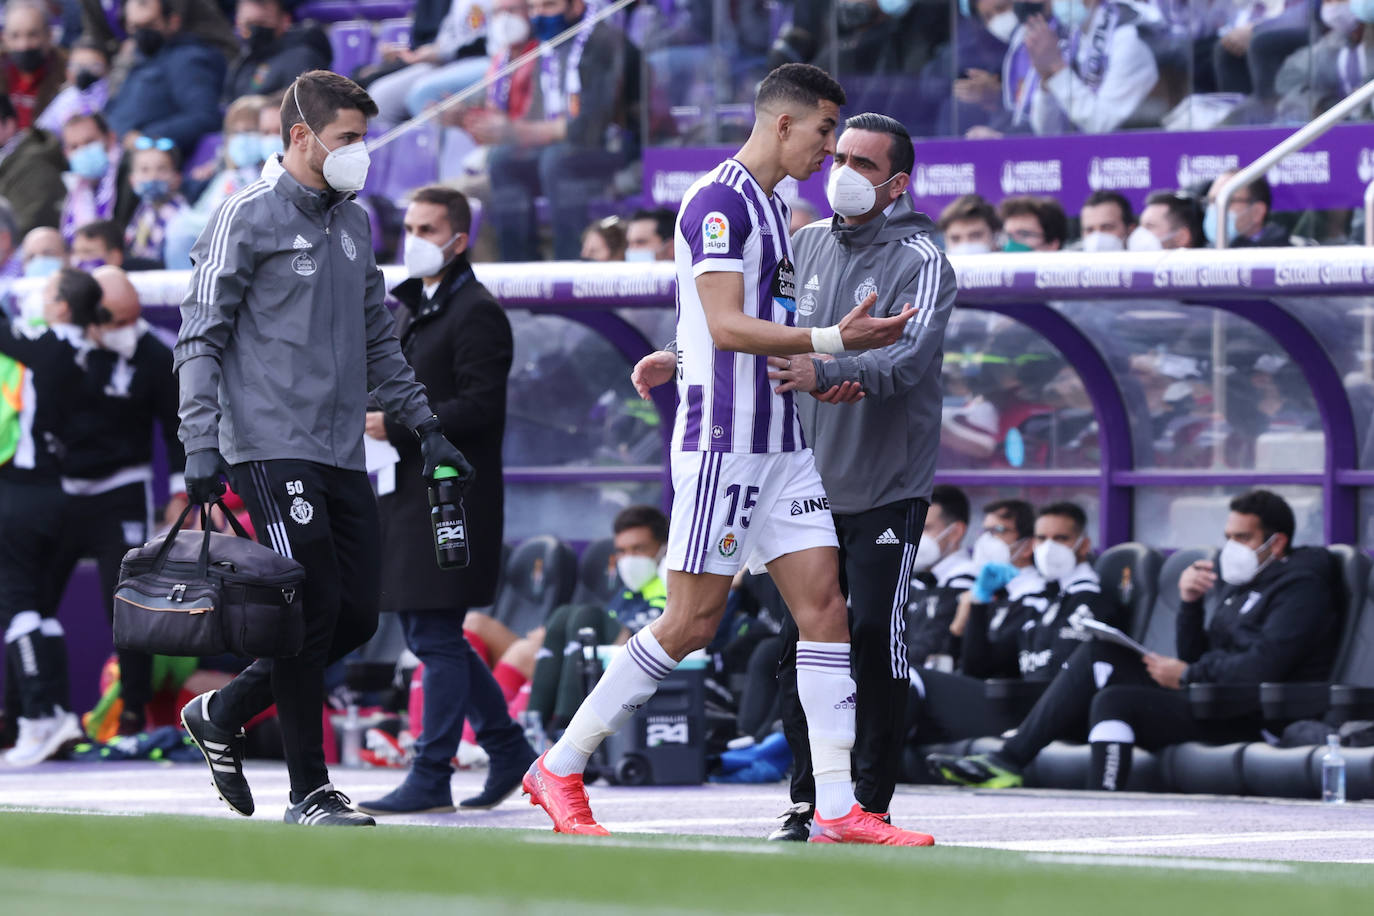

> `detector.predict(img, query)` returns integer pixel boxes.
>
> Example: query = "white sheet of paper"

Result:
[365,435,399,496]
[1081,618,1150,656]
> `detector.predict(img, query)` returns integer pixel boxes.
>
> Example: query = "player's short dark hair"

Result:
[1229,489,1295,543]
[614,505,669,545]
[842,112,913,179]
[984,499,1034,539]
[410,184,472,235]
[631,208,675,245]
[281,70,378,146]
[1037,501,1087,536]
[755,63,846,114]
[930,485,970,527]
[1215,172,1272,211]
[998,195,1068,247]
[75,219,124,252]
[1145,190,1204,248]
[57,268,106,327]
[1082,190,1135,227]
[938,193,1000,234]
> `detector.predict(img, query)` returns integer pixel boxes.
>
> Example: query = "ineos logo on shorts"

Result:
[789,497,829,516]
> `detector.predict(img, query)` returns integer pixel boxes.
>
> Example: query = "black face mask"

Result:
[1013,1,1049,21]
[245,24,277,55]
[74,69,102,90]
[134,27,165,58]
[11,48,45,74]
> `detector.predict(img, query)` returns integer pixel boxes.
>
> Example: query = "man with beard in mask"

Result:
[930,490,1338,791]
[222,0,331,104]
[1,1,67,129]
[175,71,473,826]
[104,0,226,156]
[43,265,184,737]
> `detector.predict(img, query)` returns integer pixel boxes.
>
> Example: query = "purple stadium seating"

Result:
[329,20,376,79]
[296,1,360,23]
[356,0,415,19]
[377,123,440,203]
[376,17,413,50]
[188,132,222,173]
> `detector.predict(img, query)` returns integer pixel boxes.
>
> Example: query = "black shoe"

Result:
[460,742,539,809]
[356,778,456,816]
[181,691,254,817]
[284,784,376,826]
[766,802,814,841]
[926,752,1024,789]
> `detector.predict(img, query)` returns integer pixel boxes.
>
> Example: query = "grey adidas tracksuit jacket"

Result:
[174,155,432,470]
[790,196,957,515]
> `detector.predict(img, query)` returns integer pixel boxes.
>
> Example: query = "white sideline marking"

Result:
[523,834,789,855]
[917,808,1196,822]
[1025,854,1294,874]
[961,829,1374,853]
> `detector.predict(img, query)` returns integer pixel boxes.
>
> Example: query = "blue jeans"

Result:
[399,610,527,788]
[487,142,626,261]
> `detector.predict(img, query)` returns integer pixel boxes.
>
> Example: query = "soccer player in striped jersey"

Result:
[524,63,933,845]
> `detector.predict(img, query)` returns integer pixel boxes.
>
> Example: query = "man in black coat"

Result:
[222,0,332,104]
[357,185,534,816]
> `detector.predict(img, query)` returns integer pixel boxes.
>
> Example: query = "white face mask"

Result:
[972,531,1013,568]
[912,524,953,573]
[295,82,371,192]
[488,11,531,50]
[826,165,898,218]
[1081,231,1125,253]
[946,240,992,255]
[986,8,1018,42]
[625,248,656,263]
[616,554,660,593]
[403,231,461,278]
[1033,537,1081,583]
[1218,535,1275,586]
[1126,225,1164,251]
[99,324,141,360]
[1322,1,1360,34]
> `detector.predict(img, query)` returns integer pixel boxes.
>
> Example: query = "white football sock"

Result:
[796,641,858,820]
[543,627,677,777]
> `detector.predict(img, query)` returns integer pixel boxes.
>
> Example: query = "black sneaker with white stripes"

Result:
[181,690,254,817]
[284,784,376,826]
[766,802,815,842]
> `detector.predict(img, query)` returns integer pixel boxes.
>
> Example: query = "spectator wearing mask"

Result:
[103,0,227,156]
[369,0,493,122]
[1131,189,1203,250]
[36,38,110,135]
[1205,171,1291,248]
[222,0,331,104]
[904,484,977,673]
[579,215,626,262]
[997,194,1066,252]
[625,208,674,263]
[480,0,638,261]
[123,137,189,269]
[20,226,67,278]
[71,218,126,269]
[938,193,1001,254]
[0,95,67,236]
[60,112,123,243]
[931,490,1339,791]
[943,0,1016,135]
[1078,189,1134,252]
[45,265,185,737]
[1019,0,1158,135]
[1,1,67,129]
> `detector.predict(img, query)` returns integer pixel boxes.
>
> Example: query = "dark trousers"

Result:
[487,142,626,261]
[1213,26,1309,101]
[46,481,154,716]
[399,609,527,789]
[527,603,624,728]
[0,476,69,719]
[905,668,1034,746]
[779,498,927,813]
[212,460,381,799]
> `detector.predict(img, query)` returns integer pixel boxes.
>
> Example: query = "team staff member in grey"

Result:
[632,113,957,840]
[174,70,472,827]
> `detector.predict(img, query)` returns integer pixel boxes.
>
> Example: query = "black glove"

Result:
[414,416,475,482]
[184,448,230,503]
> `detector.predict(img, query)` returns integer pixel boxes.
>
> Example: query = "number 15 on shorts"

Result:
[723,484,759,528]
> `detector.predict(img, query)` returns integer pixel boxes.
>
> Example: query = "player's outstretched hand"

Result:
[837,293,917,351]
[811,380,864,404]
[632,350,676,400]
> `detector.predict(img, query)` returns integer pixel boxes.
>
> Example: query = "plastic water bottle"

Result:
[428,465,469,569]
[1322,734,1346,804]
[520,710,548,753]
[578,627,603,693]
[341,703,363,768]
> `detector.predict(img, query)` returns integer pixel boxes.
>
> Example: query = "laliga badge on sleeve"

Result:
[701,211,730,254]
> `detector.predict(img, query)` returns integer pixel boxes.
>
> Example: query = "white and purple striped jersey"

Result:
[671,158,803,455]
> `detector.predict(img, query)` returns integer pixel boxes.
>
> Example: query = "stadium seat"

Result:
[572,536,620,606]
[357,0,414,19]
[1093,542,1164,637]
[376,17,413,50]
[1341,746,1374,800]
[297,1,359,23]
[493,536,577,637]
[1139,546,1213,657]
[187,132,222,174]
[377,123,440,204]
[329,20,376,80]
[464,542,512,620]
[1162,742,1247,795]
[1328,562,1374,723]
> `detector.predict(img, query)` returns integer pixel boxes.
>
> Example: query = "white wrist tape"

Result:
[811,325,845,355]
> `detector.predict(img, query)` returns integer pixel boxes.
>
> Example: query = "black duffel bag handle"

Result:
[151,499,255,579]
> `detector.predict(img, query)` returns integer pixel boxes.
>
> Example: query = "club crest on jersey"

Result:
[292,253,317,276]
[340,229,357,261]
[289,496,314,525]
[854,276,878,305]
[702,212,729,254]
[718,532,738,557]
